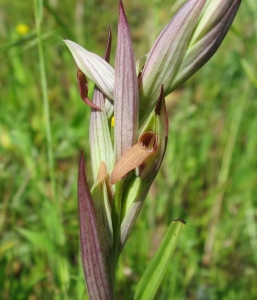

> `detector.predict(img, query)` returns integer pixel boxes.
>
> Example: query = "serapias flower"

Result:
[65,0,241,123]
[65,1,241,299]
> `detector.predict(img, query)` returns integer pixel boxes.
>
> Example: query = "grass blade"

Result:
[134,219,185,300]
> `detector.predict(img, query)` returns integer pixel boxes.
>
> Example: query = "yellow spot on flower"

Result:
[111,117,115,127]
[16,24,30,35]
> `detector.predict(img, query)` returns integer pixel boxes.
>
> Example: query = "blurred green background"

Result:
[0,0,257,299]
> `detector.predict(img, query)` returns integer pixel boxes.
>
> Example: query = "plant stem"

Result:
[34,0,56,201]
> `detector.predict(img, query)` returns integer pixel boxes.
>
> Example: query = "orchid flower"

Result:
[65,0,241,299]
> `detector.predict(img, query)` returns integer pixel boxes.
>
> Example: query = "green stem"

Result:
[34,0,56,201]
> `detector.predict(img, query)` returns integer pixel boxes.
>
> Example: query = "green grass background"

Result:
[0,0,257,299]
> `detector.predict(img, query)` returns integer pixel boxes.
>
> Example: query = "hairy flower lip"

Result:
[139,131,157,151]
[111,131,157,185]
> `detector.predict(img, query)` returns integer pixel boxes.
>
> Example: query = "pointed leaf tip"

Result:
[114,0,139,161]
[134,220,185,300]
[104,27,112,63]
[78,151,114,300]
[138,0,206,123]
[154,85,168,138]
[154,85,165,116]
[119,0,125,15]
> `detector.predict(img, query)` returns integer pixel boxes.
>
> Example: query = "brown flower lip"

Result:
[111,131,157,184]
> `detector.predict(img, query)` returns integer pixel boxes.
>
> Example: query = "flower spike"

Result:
[64,1,241,298]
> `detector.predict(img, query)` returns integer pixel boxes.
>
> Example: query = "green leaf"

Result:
[134,220,185,300]
[17,228,56,253]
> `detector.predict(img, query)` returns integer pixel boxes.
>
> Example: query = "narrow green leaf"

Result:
[17,228,56,253]
[134,220,185,300]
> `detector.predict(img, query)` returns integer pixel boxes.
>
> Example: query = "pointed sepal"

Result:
[103,27,115,120]
[170,0,242,91]
[64,40,115,99]
[114,0,139,162]
[78,152,114,300]
[90,86,114,182]
[138,0,205,122]
[91,162,113,245]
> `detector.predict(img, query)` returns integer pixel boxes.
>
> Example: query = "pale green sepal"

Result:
[168,37,207,91]
[90,87,114,182]
[169,0,242,92]
[64,40,115,99]
[134,220,185,300]
[138,108,156,136]
[190,0,234,45]
[91,181,113,244]
[105,98,114,120]
[138,0,205,123]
